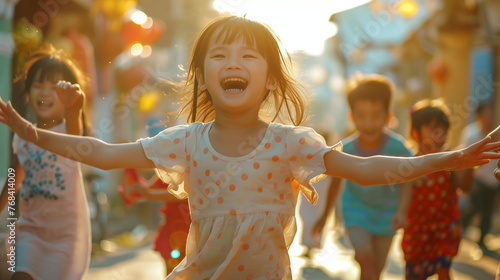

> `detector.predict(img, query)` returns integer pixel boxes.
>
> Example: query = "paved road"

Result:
[84,229,500,280]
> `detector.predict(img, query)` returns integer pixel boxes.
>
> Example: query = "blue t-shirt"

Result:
[341,129,412,235]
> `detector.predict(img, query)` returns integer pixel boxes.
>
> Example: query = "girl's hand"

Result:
[0,98,38,142]
[487,125,500,142]
[391,211,409,230]
[446,136,500,171]
[56,81,85,112]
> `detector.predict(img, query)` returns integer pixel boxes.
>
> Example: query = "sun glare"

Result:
[213,0,372,55]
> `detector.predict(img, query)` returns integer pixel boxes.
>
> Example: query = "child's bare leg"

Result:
[436,267,451,280]
[372,235,393,276]
[11,272,33,280]
[346,226,378,280]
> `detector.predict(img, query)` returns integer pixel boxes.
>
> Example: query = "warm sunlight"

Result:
[213,0,372,55]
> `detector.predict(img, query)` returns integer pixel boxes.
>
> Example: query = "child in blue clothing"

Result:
[314,73,413,280]
[1,16,500,279]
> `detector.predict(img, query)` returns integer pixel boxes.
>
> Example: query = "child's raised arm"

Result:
[324,136,500,186]
[0,98,155,170]
[56,81,85,136]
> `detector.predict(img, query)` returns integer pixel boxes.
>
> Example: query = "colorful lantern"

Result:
[428,59,448,86]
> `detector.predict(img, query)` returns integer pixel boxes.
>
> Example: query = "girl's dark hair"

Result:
[409,98,451,140]
[178,15,308,125]
[19,45,91,135]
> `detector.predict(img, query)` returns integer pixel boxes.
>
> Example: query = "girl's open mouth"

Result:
[37,100,53,109]
[221,77,248,93]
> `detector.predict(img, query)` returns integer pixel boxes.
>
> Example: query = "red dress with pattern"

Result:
[402,171,460,264]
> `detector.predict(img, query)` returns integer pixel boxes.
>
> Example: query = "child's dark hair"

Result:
[179,15,308,125]
[346,72,393,112]
[18,45,91,135]
[409,98,451,139]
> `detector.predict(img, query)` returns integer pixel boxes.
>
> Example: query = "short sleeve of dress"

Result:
[285,126,342,205]
[139,125,189,199]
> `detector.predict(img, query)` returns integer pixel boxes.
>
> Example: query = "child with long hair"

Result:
[0,46,90,280]
[402,99,471,280]
[1,16,500,279]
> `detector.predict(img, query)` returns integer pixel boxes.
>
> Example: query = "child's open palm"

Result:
[0,98,38,143]
[445,136,500,171]
[56,81,85,112]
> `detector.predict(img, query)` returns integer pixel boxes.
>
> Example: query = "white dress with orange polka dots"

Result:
[140,122,341,279]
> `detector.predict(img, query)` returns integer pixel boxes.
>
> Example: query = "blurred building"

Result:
[333,0,500,147]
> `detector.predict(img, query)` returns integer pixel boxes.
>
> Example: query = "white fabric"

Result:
[140,122,342,279]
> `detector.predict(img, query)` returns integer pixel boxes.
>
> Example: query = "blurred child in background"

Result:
[402,99,472,280]
[314,73,413,280]
[119,169,190,276]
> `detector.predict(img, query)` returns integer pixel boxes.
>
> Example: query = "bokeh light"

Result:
[398,0,419,18]
[130,43,143,56]
[130,9,148,25]
[171,249,181,259]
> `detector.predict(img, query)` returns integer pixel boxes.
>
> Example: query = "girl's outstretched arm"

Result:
[324,136,500,186]
[0,98,155,170]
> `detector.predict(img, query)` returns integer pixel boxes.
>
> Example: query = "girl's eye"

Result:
[212,54,225,58]
[243,54,257,58]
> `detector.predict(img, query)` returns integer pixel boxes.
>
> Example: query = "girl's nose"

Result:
[40,86,55,96]
[225,56,241,69]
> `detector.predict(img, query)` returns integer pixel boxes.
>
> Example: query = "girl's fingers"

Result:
[57,80,70,89]
[495,168,500,180]
[478,152,500,159]
[470,137,491,151]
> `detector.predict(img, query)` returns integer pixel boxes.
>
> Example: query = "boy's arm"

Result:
[0,160,23,213]
[312,177,342,235]
[391,181,412,230]
[0,99,155,170]
[57,81,85,136]
[324,136,500,186]
[126,175,184,202]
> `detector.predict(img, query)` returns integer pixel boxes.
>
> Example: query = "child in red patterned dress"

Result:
[402,99,473,280]
[119,169,190,275]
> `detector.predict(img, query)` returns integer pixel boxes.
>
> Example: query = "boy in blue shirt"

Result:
[314,73,413,280]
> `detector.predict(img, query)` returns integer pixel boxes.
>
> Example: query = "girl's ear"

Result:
[385,112,394,124]
[195,68,207,91]
[349,112,354,122]
[411,128,420,142]
[266,75,278,91]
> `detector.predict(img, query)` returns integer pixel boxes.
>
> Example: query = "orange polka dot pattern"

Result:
[140,122,342,279]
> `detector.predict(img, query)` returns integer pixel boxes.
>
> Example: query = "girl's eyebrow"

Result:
[208,45,259,53]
